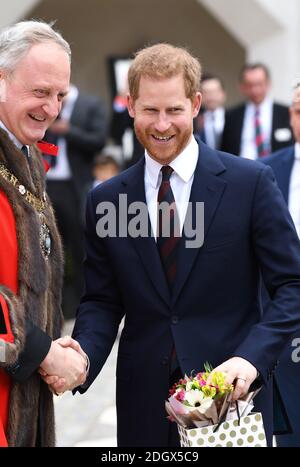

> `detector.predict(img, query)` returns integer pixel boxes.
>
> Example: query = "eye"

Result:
[58,93,66,102]
[34,89,48,97]
[144,108,157,113]
[169,107,182,113]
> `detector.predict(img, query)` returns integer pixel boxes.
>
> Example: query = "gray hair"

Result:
[0,20,71,74]
[291,84,300,106]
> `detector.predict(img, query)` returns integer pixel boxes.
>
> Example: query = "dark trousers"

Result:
[47,180,84,318]
[277,432,300,447]
[168,367,183,447]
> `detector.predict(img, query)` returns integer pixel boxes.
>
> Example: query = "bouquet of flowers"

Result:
[165,363,234,428]
[166,364,266,447]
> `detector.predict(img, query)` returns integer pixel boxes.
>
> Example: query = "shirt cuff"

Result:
[6,322,51,383]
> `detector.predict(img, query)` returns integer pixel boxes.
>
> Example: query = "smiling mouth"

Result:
[152,135,174,142]
[29,113,46,122]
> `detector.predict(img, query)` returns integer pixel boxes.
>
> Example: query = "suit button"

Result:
[171,315,179,325]
[7,362,20,375]
[162,357,169,366]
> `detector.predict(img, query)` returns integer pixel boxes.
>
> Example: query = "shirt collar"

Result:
[0,120,29,152]
[61,84,79,120]
[247,95,272,112]
[295,143,300,160]
[145,135,199,189]
[205,107,224,117]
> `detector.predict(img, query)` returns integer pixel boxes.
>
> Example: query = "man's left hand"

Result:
[210,357,258,401]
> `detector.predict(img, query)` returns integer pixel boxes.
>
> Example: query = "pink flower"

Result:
[196,374,207,387]
[175,389,185,402]
[169,383,177,396]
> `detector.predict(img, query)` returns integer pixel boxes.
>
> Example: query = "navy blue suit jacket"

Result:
[263,146,294,204]
[264,146,300,446]
[221,103,293,156]
[73,140,300,447]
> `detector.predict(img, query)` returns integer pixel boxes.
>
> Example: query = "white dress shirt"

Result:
[288,143,300,238]
[0,120,29,154]
[203,107,225,150]
[47,84,79,180]
[240,97,273,160]
[144,136,199,240]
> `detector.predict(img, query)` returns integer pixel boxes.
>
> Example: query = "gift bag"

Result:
[177,412,267,447]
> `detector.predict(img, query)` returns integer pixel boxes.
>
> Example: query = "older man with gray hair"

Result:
[0,20,87,447]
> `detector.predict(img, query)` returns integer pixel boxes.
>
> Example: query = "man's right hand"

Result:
[39,339,87,392]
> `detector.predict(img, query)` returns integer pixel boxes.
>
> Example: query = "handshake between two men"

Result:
[36,334,259,399]
[38,336,88,395]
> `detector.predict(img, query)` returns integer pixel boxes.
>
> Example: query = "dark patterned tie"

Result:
[21,145,29,158]
[255,107,270,157]
[157,166,181,373]
[157,165,180,288]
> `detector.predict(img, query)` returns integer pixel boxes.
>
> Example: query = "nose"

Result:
[154,112,171,133]
[43,96,61,119]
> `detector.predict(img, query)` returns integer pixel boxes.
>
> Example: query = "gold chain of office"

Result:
[0,163,46,212]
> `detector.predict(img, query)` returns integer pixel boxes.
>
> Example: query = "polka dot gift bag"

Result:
[165,365,267,447]
[176,411,267,447]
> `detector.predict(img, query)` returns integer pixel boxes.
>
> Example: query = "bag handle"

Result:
[213,400,240,433]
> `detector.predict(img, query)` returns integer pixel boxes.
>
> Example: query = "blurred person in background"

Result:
[194,73,226,150]
[92,153,120,188]
[110,86,143,169]
[263,84,300,447]
[221,63,293,158]
[45,84,107,318]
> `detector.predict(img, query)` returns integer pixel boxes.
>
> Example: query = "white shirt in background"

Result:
[240,97,273,160]
[47,84,79,180]
[288,143,300,238]
[203,107,225,150]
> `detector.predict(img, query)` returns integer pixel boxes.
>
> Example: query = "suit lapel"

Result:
[70,95,82,126]
[274,148,294,203]
[236,104,246,156]
[121,143,227,307]
[271,104,278,149]
[122,158,171,306]
[172,142,227,305]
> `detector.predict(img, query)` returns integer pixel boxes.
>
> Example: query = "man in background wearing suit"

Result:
[221,63,293,158]
[45,84,107,317]
[45,44,300,447]
[194,73,226,150]
[263,84,300,447]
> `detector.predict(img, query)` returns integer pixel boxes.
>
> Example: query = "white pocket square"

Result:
[274,128,292,142]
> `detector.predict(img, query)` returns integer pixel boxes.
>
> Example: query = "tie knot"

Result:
[161,165,173,182]
[21,145,29,158]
